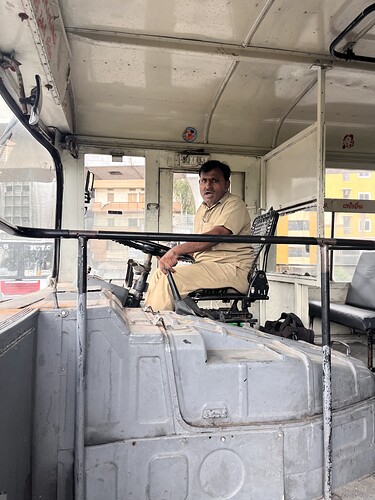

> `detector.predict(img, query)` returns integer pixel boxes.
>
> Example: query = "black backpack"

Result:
[259,312,315,344]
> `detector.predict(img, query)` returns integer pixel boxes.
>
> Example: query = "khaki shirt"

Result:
[194,192,254,271]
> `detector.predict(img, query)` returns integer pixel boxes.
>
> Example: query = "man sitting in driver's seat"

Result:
[145,160,254,311]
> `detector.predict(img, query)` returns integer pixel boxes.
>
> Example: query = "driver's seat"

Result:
[187,207,279,325]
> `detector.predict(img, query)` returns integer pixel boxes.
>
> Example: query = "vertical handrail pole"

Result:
[75,236,88,500]
[321,243,332,499]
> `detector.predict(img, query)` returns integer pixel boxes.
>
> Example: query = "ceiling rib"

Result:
[77,134,270,156]
[203,61,239,144]
[272,76,318,148]
[242,0,276,46]
[66,28,375,72]
[203,0,275,144]
[66,28,332,66]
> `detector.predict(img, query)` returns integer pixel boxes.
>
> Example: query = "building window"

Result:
[342,189,351,199]
[107,192,114,202]
[358,192,371,200]
[128,194,138,202]
[359,219,371,232]
[342,173,350,181]
[128,218,138,227]
[358,172,370,178]
[342,216,351,235]
[288,247,310,258]
[288,220,309,231]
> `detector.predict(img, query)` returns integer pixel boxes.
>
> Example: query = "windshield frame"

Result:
[0,77,64,280]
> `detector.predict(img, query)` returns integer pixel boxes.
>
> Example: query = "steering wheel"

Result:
[116,239,195,263]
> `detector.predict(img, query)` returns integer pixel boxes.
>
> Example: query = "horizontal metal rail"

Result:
[1,216,375,250]
[330,3,375,63]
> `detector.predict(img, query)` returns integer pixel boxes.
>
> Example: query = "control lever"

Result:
[166,270,209,318]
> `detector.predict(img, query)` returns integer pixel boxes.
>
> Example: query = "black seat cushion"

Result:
[189,287,242,300]
[309,299,375,332]
[309,252,375,333]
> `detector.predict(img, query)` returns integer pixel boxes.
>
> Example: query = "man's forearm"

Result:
[173,225,231,256]
[158,225,232,274]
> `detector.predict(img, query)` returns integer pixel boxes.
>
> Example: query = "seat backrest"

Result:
[346,251,375,310]
[247,207,279,281]
[187,207,279,304]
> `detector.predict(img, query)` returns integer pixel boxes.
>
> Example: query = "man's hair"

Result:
[199,160,231,181]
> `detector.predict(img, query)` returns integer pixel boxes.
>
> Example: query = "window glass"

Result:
[358,192,370,200]
[326,168,375,281]
[0,94,55,296]
[172,172,199,235]
[84,154,145,281]
[276,206,317,276]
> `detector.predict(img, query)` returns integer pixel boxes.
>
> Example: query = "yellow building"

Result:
[276,169,374,277]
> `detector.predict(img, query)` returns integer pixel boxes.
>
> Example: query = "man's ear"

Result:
[225,180,230,191]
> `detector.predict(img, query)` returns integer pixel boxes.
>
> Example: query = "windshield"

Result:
[0,93,56,296]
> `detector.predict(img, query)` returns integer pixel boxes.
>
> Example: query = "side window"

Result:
[172,173,199,234]
[0,94,56,296]
[84,154,145,281]
[326,168,375,281]
[276,206,317,277]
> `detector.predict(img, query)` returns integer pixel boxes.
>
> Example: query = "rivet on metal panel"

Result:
[182,437,188,444]
[54,310,69,318]
[221,436,226,442]
[278,432,283,438]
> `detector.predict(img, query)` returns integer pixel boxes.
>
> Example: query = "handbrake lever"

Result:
[166,270,210,318]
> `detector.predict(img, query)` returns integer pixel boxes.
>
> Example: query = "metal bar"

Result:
[329,212,335,280]
[321,243,332,500]
[74,237,88,500]
[368,331,374,371]
[316,65,326,241]
[242,0,276,46]
[3,217,375,249]
[330,3,375,63]
[66,27,375,72]
[203,60,239,144]
[272,75,318,148]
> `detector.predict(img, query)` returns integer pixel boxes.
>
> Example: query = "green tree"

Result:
[173,179,195,214]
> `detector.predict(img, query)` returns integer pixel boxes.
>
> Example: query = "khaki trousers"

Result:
[144,261,249,311]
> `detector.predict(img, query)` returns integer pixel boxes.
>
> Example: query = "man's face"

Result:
[199,167,230,207]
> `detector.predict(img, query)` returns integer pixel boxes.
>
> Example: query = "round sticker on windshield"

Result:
[182,127,197,142]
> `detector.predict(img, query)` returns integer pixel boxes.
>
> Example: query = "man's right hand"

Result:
[158,248,179,274]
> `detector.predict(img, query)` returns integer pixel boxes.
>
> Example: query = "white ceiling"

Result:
[2,0,375,154]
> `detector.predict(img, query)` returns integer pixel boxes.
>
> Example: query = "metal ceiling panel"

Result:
[250,0,372,53]
[2,0,375,153]
[60,0,273,45]
[61,0,375,152]
[285,67,375,153]
[69,36,234,141]
[208,60,318,148]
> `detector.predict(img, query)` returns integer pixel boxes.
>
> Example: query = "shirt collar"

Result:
[202,191,230,210]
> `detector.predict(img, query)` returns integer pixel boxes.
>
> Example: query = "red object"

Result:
[0,280,41,295]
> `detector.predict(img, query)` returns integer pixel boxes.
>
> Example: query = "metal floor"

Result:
[332,473,375,499]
